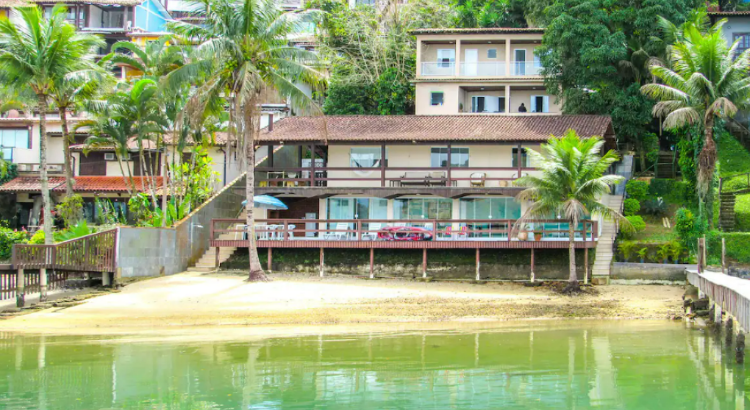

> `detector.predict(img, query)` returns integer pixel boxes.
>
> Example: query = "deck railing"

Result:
[211,218,597,243]
[12,229,117,272]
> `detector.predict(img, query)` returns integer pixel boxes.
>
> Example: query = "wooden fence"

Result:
[0,271,69,302]
[12,229,117,272]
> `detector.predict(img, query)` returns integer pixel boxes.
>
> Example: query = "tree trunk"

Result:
[566,220,578,291]
[636,140,646,173]
[37,96,54,245]
[245,100,266,281]
[161,153,168,228]
[60,107,74,197]
[699,115,718,228]
[115,155,132,196]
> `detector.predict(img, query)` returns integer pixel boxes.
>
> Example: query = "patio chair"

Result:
[470,172,486,187]
[234,224,248,240]
[324,222,350,240]
[254,224,269,240]
[362,223,382,241]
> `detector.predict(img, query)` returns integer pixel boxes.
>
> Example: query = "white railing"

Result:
[511,61,543,76]
[460,62,506,77]
[421,62,455,76]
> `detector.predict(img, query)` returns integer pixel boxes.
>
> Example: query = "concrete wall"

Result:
[611,262,691,282]
[116,175,246,277]
[719,16,750,49]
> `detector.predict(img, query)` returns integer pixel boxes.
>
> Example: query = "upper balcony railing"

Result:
[420,61,543,77]
[460,62,506,77]
[421,62,455,76]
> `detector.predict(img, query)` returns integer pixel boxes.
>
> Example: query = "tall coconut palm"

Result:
[641,18,750,216]
[168,0,326,281]
[51,70,109,196]
[0,5,103,244]
[515,130,624,291]
[104,36,186,80]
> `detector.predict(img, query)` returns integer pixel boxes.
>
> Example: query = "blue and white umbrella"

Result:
[242,195,288,210]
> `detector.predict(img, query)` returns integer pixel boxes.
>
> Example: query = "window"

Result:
[498,96,506,113]
[735,33,750,55]
[471,96,501,113]
[471,96,485,112]
[0,128,30,162]
[431,92,444,106]
[437,49,455,67]
[431,147,469,168]
[394,198,453,220]
[487,49,497,59]
[512,148,528,168]
[104,153,116,161]
[350,147,385,168]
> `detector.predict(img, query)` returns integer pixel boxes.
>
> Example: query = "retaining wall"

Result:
[116,175,246,278]
[611,262,692,282]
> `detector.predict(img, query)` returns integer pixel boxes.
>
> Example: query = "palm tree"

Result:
[515,130,624,291]
[641,17,750,217]
[0,5,102,244]
[104,37,186,79]
[168,0,325,281]
[51,70,109,196]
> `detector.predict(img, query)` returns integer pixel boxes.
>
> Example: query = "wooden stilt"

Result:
[697,238,703,273]
[215,246,220,268]
[475,249,480,281]
[530,248,535,283]
[39,268,47,301]
[369,248,375,279]
[584,247,589,285]
[422,248,427,279]
[319,248,324,277]
[267,248,272,273]
[16,268,24,308]
[101,269,110,287]
[722,238,726,274]
[702,235,707,271]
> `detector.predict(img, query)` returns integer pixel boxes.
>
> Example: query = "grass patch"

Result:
[735,194,750,231]
[629,214,677,243]
[717,130,750,177]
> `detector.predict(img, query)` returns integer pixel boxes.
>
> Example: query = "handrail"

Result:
[211,218,598,243]
[12,229,118,272]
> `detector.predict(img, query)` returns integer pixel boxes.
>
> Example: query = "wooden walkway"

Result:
[687,269,750,332]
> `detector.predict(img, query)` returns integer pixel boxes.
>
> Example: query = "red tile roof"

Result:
[412,28,545,35]
[258,115,615,143]
[0,176,163,193]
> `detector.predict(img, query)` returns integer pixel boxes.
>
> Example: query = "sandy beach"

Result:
[0,272,686,340]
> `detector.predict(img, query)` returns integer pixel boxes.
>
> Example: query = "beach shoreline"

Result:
[0,272,685,340]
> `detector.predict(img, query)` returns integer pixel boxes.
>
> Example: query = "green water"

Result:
[0,321,747,409]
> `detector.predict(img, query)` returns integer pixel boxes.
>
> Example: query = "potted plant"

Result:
[534,231,543,241]
[517,224,528,241]
[657,244,671,264]
[670,242,682,264]
[637,247,648,263]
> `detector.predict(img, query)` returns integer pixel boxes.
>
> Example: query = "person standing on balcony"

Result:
[518,103,527,112]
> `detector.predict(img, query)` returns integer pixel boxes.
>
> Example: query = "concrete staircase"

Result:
[187,210,246,272]
[719,192,736,232]
[591,194,624,284]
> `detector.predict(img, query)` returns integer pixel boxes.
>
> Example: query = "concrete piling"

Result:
[726,318,734,345]
[39,268,47,302]
[16,268,24,308]
[737,333,746,364]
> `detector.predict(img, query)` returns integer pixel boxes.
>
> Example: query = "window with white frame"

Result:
[431,147,469,168]
[350,147,385,168]
[431,92,444,106]
[487,49,497,59]
[0,128,29,162]
[512,148,528,168]
[437,49,455,67]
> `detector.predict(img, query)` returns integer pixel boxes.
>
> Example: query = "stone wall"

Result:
[611,262,692,282]
[116,175,246,278]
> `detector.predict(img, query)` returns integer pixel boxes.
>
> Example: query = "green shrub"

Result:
[657,243,671,262]
[642,197,667,216]
[28,230,44,244]
[736,194,750,231]
[56,194,84,228]
[53,220,93,242]
[626,180,649,201]
[623,198,640,216]
[637,247,648,261]
[721,175,749,192]
[622,215,645,238]
[717,128,750,177]
[0,226,28,260]
[707,232,750,264]
[648,179,672,198]
[648,178,691,204]
[618,241,638,261]
[675,207,695,241]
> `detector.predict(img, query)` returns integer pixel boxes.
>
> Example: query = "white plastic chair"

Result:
[234,224,248,240]
[362,223,382,241]
[324,222,350,240]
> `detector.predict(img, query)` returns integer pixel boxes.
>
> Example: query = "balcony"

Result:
[421,62,455,76]
[211,218,598,249]
[460,62,506,77]
[421,61,542,77]
[17,163,66,174]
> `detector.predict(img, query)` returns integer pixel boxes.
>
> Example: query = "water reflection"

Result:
[0,322,748,409]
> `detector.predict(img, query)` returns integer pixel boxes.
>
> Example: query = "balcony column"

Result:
[505,85,511,113]
[516,142,522,178]
[416,38,423,76]
[380,143,386,187]
[505,39,512,76]
[455,39,462,77]
[446,142,452,187]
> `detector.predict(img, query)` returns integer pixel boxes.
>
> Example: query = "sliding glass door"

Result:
[327,198,387,230]
[459,197,521,238]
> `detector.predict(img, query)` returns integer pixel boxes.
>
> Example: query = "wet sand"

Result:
[0,272,685,339]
